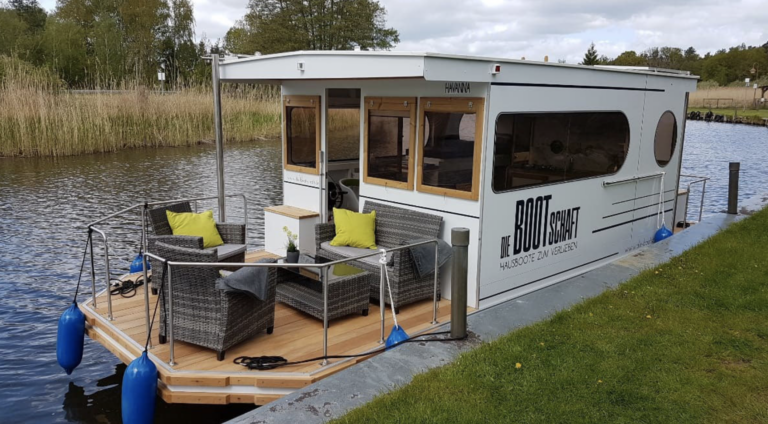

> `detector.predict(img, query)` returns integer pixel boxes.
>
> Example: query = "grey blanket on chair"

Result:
[404,239,452,278]
[215,258,277,300]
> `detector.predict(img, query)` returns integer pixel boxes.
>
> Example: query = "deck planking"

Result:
[81,249,462,403]
[90,285,452,374]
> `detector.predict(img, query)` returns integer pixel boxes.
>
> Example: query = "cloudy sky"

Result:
[40,0,768,63]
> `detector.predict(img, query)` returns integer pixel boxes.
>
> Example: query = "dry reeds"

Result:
[689,86,765,109]
[0,56,282,157]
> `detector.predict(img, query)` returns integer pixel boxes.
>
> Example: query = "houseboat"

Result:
[78,51,699,405]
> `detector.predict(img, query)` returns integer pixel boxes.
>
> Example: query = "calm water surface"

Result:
[0,121,766,423]
[0,141,281,423]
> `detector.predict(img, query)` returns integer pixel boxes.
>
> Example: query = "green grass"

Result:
[336,209,768,424]
[689,107,768,121]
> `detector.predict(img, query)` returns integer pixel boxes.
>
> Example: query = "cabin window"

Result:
[417,98,485,201]
[492,112,629,192]
[283,95,321,174]
[654,111,677,167]
[327,89,361,162]
[364,97,416,190]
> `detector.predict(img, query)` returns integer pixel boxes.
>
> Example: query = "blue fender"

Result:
[654,225,673,243]
[385,325,409,349]
[122,351,158,424]
[129,252,150,274]
[57,303,85,375]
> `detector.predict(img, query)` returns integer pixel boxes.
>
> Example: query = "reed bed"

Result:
[689,87,766,109]
[0,57,282,157]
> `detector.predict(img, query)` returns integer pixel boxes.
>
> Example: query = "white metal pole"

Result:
[168,264,176,366]
[141,207,152,349]
[378,260,385,344]
[212,55,226,222]
[321,267,329,366]
[431,241,439,325]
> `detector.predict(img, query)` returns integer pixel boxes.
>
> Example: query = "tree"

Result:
[42,17,87,84]
[581,43,598,65]
[10,0,46,32]
[0,8,27,56]
[225,0,400,55]
[612,50,646,66]
[158,0,198,85]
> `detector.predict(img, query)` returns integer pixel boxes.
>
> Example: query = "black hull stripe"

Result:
[491,82,665,93]
[359,195,480,219]
[593,208,674,233]
[480,252,620,302]
[603,198,675,219]
[613,189,677,205]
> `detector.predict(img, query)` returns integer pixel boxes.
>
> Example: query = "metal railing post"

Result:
[698,180,707,222]
[168,264,176,366]
[141,207,152,349]
[90,228,114,321]
[378,258,386,344]
[431,241,439,325]
[728,162,740,215]
[89,232,97,309]
[451,228,469,339]
[321,267,329,366]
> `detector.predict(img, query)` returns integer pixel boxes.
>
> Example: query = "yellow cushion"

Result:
[330,208,377,249]
[166,210,224,249]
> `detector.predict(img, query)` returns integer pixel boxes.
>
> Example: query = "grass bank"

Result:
[337,209,768,423]
[0,56,282,157]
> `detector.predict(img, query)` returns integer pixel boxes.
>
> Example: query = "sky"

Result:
[38,0,768,63]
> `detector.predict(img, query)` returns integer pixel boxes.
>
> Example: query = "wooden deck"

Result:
[81,250,458,405]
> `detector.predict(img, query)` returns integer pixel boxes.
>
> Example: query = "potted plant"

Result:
[283,226,300,263]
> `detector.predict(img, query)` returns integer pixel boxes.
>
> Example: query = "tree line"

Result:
[2,0,764,90]
[581,42,768,87]
[0,0,216,87]
[0,0,398,88]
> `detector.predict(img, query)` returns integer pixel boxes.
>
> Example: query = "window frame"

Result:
[283,95,321,175]
[490,110,631,194]
[653,110,677,167]
[417,97,485,201]
[363,97,417,190]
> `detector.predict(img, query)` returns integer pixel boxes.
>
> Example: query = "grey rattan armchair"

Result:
[153,242,278,361]
[315,201,443,311]
[147,202,247,262]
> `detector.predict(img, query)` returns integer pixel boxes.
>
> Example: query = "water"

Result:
[681,122,768,219]
[0,141,281,424]
[0,121,766,423]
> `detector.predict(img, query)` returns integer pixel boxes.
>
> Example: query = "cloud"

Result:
[37,0,767,62]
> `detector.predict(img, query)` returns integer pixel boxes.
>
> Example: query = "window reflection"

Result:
[492,112,630,192]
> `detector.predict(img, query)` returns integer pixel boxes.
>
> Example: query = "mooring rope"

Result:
[143,261,168,352]
[656,172,666,229]
[381,250,400,329]
[72,229,93,304]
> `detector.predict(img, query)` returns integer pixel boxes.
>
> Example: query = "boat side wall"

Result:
[477,64,697,309]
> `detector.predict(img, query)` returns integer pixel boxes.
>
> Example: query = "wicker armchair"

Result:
[147,202,247,262]
[315,201,443,311]
[153,242,278,361]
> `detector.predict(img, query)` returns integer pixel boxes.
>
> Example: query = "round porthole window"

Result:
[654,111,677,166]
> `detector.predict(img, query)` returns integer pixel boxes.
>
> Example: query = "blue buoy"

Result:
[57,303,86,375]
[129,252,150,274]
[385,325,409,349]
[122,351,158,424]
[654,225,673,242]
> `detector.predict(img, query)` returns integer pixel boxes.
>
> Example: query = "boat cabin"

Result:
[219,51,697,309]
[78,51,698,406]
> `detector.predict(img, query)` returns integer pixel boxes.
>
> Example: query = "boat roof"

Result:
[217,50,700,84]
